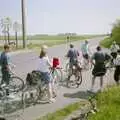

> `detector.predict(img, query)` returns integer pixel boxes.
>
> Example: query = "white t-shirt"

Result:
[114,55,120,66]
[110,44,119,53]
[38,56,51,73]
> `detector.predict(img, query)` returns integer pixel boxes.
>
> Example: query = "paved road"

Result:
[9,37,114,120]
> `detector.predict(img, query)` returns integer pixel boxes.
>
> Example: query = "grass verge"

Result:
[88,86,120,120]
[100,37,113,48]
[0,35,101,51]
[37,101,87,120]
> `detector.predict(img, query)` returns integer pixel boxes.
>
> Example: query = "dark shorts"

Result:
[111,52,117,59]
[114,66,120,82]
[92,63,106,77]
[40,72,52,84]
[83,54,89,59]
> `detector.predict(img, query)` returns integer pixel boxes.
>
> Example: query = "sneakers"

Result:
[49,98,56,103]
[87,88,94,93]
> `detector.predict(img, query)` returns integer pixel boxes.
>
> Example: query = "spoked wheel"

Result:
[51,69,62,89]
[35,84,49,103]
[9,76,24,93]
[23,86,38,106]
[67,71,82,88]
[65,63,70,73]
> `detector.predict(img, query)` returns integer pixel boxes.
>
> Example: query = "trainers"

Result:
[88,88,94,92]
[49,98,56,103]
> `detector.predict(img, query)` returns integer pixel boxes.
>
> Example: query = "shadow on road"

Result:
[64,91,94,100]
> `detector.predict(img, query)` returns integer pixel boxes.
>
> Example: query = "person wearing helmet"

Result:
[38,45,56,103]
[41,45,48,52]
[66,44,79,68]
[113,49,120,85]
[110,41,119,62]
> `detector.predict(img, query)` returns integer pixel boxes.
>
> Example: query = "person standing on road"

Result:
[81,40,92,70]
[90,46,110,92]
[110,41,119,63]
[0,44,11,86]
[81,40,91,60]
[113,49,120,85]
[38,45,56,103]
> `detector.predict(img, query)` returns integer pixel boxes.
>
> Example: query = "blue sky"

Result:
[0,0,120,35]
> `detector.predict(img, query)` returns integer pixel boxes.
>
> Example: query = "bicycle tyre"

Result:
[76,71,83,88]
[51,69,61,89]
[9,76,24,92]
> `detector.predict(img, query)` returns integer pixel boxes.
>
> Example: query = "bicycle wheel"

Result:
[76,71,83,88]
[35,84,49,102]
[1,93,25,120]
[9,76,24,92]
[67,65,83,88]
[51,69,61,89]
[65,63,70,73]
[56,68,64,82]
[0,75,2,84]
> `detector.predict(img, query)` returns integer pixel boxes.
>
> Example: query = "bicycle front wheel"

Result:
[9,76,24,92]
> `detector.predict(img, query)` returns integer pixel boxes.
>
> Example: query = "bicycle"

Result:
[81,56,93,71]
[24,68,61,105]
[0,67,24,93]
[66,62,83,88]
[0,84,25,120]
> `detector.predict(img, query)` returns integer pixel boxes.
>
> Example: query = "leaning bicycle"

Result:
[66,62,83,88]
[0,84,25,120]
[0,67,25,93]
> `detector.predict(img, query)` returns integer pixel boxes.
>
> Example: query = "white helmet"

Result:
[41,45,48,51]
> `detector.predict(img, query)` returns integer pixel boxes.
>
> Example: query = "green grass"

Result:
[88,86,120,120]
[0,35,105,51]
[37,101,86,120]
[0,34,105,41]
[100,37,113,48]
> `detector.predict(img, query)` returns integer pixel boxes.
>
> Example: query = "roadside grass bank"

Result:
[0,34,105,41]
[100,37,113,48]
[88,85,120,120]
[37,101,87,120]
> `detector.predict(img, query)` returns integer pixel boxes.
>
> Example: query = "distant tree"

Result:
[111,19,120,45]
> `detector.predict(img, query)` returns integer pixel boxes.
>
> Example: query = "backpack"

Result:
[26,71,41,86]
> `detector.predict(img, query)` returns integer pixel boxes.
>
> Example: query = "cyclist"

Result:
[0,44,11,86]
[81,40,91,69]
[113,49,120,85]
[110,41,119,64]
[90,46,110,92]
[66,44,79,68]
[65,44,80,81]
[38,45,56,103]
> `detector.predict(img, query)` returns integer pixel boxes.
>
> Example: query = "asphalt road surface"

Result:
[8,37,114,120]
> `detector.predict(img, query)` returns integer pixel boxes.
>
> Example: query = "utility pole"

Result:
[21,0,27,48]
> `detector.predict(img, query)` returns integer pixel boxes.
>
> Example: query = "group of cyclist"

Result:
[0,40,120,103]
[66,40,120,92]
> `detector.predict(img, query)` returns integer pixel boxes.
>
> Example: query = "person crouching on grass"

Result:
[38,45,56,103]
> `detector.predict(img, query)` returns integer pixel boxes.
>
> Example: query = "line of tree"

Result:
[111,19,120,45]
[0,17,21,48]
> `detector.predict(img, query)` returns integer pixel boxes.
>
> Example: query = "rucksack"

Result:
[26,71,41,86]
